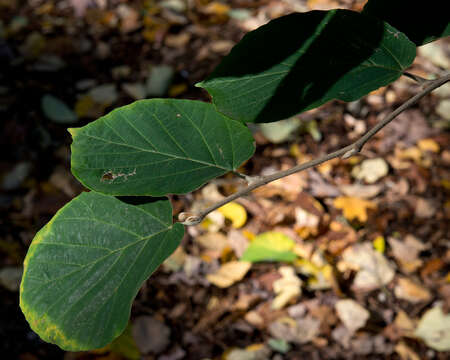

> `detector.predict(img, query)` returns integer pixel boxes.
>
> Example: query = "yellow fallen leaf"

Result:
[218,202,247,228]
[272,266,302,310]
[206,261,251,288]
[333,196,376,222]
[373,236,385,253]
[418,138,440,153]
[395,146,432,168]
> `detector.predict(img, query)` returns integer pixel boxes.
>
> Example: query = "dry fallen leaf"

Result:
[272,266,302,310]
[333,196,376,222]
[194,232,229,254]
[340,183,382,199]
[294,206,320,238]
[335,299,370,334]
[318,221,357,255]
[228,229,249,258]
[206,261,251,288]
[417,138,440,153]
[340,243,395,291]
[269,315,321,345]
[132,316,171,354]
[225,344,271,360]
[395,341,421,360]
[414,304,450,351]
[388,235,427,273]
[394,310,416,338]
[351,158,389,183]
[394,277,432,303]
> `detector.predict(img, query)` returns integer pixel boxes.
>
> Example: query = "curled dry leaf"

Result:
[394,277,432,303]
[333,196,376,222]
[351,158,388,183]
[218,202,247,228]
[335,299,370,334]
[340,243,395,291]
[414,304,450,351]
[272,266,302,310]
[206,261,251,288]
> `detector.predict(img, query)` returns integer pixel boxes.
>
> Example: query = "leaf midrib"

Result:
[78,133,230,171]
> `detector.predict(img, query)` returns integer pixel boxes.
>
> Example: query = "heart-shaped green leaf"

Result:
[70,99,255,196]
[20,192,183,351]
[362,0,450,46]
[198,9,416,123]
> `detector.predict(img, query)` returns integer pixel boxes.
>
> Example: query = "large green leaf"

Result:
[362,0,450,46]
[20,192,183,351]
[197,10,416,123]
[70,99,255,195]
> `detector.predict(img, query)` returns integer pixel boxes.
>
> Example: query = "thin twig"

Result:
[232,171,247,180]
[179,73,450,226]
[403,71,434,86]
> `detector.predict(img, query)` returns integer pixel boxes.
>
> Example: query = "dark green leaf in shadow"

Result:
[20,192,184,351]
[362,0,450,46]
[198,10,416,123]
[70,99,255,196]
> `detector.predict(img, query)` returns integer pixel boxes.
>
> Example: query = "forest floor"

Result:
[1,0,449,359]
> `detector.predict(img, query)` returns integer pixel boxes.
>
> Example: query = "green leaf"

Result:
[362,0,450,46]
[197,9,416,123]
[240,232,297,263]
[41,94,78,124]
[70,99,255,196]
[20,192,184,351]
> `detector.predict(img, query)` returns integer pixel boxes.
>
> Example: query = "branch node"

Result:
[178,212,202,226]
[342,148,359,159]
[245,175,263,186]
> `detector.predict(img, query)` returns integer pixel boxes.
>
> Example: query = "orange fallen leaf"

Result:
[417,138,440,153]
[333,196,376,222]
